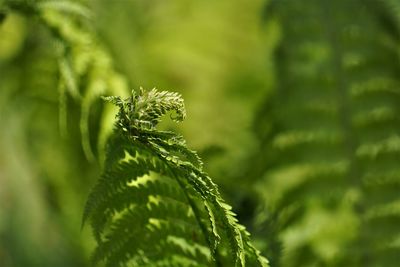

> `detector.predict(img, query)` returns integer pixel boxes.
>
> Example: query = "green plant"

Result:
[1,0,129,162]
[83,88,268,266]
[3,0,400,266]
[245,0,400,266]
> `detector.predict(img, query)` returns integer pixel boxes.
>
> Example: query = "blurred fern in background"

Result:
[242,0,400,266]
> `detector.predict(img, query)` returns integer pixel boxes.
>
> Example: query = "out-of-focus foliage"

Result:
[0,6,93,267]
[1,0,400,266]
[241,0,400,266]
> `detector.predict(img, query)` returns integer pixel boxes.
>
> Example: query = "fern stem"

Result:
[321,1,359,185]
[321,2,366,265]
[166,162,223,267]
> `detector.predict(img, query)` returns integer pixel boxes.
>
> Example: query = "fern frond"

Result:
[84,88,268,267]
[40,6,129,160]
[1,0,129,160]
[249,0,400,266]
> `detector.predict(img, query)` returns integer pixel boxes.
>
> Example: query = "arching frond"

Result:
[84,88,268,267]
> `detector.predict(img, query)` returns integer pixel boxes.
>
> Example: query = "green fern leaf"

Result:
[84,88,268,267]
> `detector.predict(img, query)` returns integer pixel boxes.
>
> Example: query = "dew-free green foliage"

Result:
[2,0,400,266]
[83,88,268,267]
[245,0,400,266]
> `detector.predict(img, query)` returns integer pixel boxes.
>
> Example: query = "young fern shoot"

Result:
[83,88,268,267]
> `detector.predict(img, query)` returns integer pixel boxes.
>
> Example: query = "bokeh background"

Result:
[1,0,400,266]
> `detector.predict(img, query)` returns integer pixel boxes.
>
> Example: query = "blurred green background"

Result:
[1,0,400,266]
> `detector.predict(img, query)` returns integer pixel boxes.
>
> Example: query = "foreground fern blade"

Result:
[83,88,268,267]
